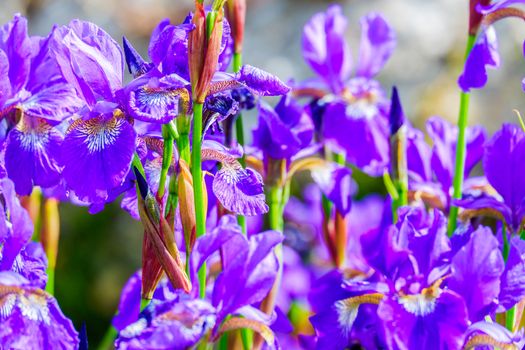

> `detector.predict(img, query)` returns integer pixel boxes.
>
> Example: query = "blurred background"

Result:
[1,0,524,346]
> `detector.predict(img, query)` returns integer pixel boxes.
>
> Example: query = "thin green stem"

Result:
[240,328,253,350]
[157,125,174,200]
[233,52,247,232]
[448,34,477,236]
[96,325,118,350]
[507,305,516,331]
[192,102,207,299]
[45,268,54,295]
[502,225,510,262]
[233,52,242,72]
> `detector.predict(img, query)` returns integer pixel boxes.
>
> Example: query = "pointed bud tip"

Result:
[133,166,149,200]
[389,86,405,135]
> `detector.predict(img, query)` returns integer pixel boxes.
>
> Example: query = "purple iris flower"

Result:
[407,116,486,210]
[458,0,525,91]
[309,206,509,349]
[456,123,525,232]
[120,17,288,125]
[114,215,283,349]
[0,271,79,349]
[301,5,395,176]
[50,20,138,204]
[252,95,314,164]
[0,15,82,195]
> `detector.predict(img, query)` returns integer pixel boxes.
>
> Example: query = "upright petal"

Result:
[302,4,352,94]
[0,14,33,92]
[52,20,123,105]
[5,115,63,195]
[61,103,136,202]
[323,101,389,176]
[483,123,525,218]
[356,13,396,78]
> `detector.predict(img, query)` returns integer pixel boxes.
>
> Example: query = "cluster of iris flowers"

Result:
[1,0,525,349]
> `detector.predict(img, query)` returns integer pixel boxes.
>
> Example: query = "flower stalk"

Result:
[448,34,477,236]
[42,198,60,295]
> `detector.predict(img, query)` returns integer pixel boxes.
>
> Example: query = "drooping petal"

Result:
[5,115,63,195]
[378,290,469,350]
[0,271,79,349]
[448,226,504,322]
[115,297,216,350]
[202,147,268,216]
[458,26,500,92]
[356,13,396,78]
[302,4,352,94]
[61,102,136,203]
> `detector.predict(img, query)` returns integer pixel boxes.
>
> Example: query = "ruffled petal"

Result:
[378,290,469,350]
[356,13,396,78]
[458,26,500,92]
[302,4,352,93]
[124,69,188,123]
[0,271,79,349]
[237,65,290,96]
[202,147,268,216]
[61,103,136,202]
[5,115,63,195]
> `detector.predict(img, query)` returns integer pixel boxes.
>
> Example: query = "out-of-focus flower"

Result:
[456,123,525,232]
[300,5,395,175]
[459,0,525,91]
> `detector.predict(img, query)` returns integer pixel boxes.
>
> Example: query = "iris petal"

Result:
[61,104,136,203]
[5,114,63,195]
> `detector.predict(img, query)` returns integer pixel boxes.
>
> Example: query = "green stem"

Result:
[240,328,253,350]
[233,52,247,233]
[507,305,516,331]
[502,225,510,262]
[45,268,55,295]
[157,125,174,200]
[268,186,284,232]
[96,325,118,350]
[192,102,207,299]
[448,34,477,236]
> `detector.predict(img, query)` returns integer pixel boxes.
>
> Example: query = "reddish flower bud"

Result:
[188,2,225,104]
[469,0,491,35]
[226,0,246,54]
